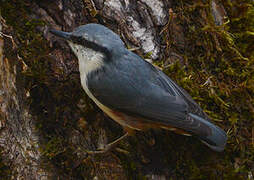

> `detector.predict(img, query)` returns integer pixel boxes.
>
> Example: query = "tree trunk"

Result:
[0,0,253,179]
[0,16,57,179]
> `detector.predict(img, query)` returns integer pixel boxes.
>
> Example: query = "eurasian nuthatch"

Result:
[50,23,227,152]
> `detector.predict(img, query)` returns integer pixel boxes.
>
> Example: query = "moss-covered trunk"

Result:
[0,0,253,179]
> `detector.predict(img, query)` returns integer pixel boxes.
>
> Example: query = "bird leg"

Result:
[73,132,130,169]
[86,132,129,154]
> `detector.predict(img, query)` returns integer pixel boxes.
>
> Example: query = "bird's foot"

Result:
[73,132,129,168]
[86,132,129,154]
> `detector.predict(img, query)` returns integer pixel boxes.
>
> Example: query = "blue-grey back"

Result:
[86,49,209,127]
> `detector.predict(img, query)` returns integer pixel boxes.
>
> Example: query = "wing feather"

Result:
[87,51,211,134]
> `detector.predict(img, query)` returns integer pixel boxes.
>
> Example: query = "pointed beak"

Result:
[49,29,71,40]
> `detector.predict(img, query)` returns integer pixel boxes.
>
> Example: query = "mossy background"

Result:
[0,0,254,179]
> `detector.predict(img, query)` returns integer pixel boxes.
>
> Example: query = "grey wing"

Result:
[87,52,227,151]
[87,52,208,134]
[154,66,210,121]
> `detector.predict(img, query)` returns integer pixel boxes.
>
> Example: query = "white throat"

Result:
[68,42,105,76]
[68,41,105,101]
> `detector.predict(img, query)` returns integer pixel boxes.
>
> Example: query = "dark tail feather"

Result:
[189,113,227,152]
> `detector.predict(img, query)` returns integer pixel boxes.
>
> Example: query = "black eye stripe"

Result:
[70,35,111,60]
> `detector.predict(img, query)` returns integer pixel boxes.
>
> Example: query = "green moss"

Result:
[221,0,254,59]
[160,0,254,178]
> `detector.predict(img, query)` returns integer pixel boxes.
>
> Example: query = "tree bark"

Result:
[0,16,58,179]
[0,0,253,179]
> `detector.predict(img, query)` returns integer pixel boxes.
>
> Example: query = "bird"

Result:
[50,23,227,153]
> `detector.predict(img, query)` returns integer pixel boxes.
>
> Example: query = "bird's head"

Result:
[50,23,125,74]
